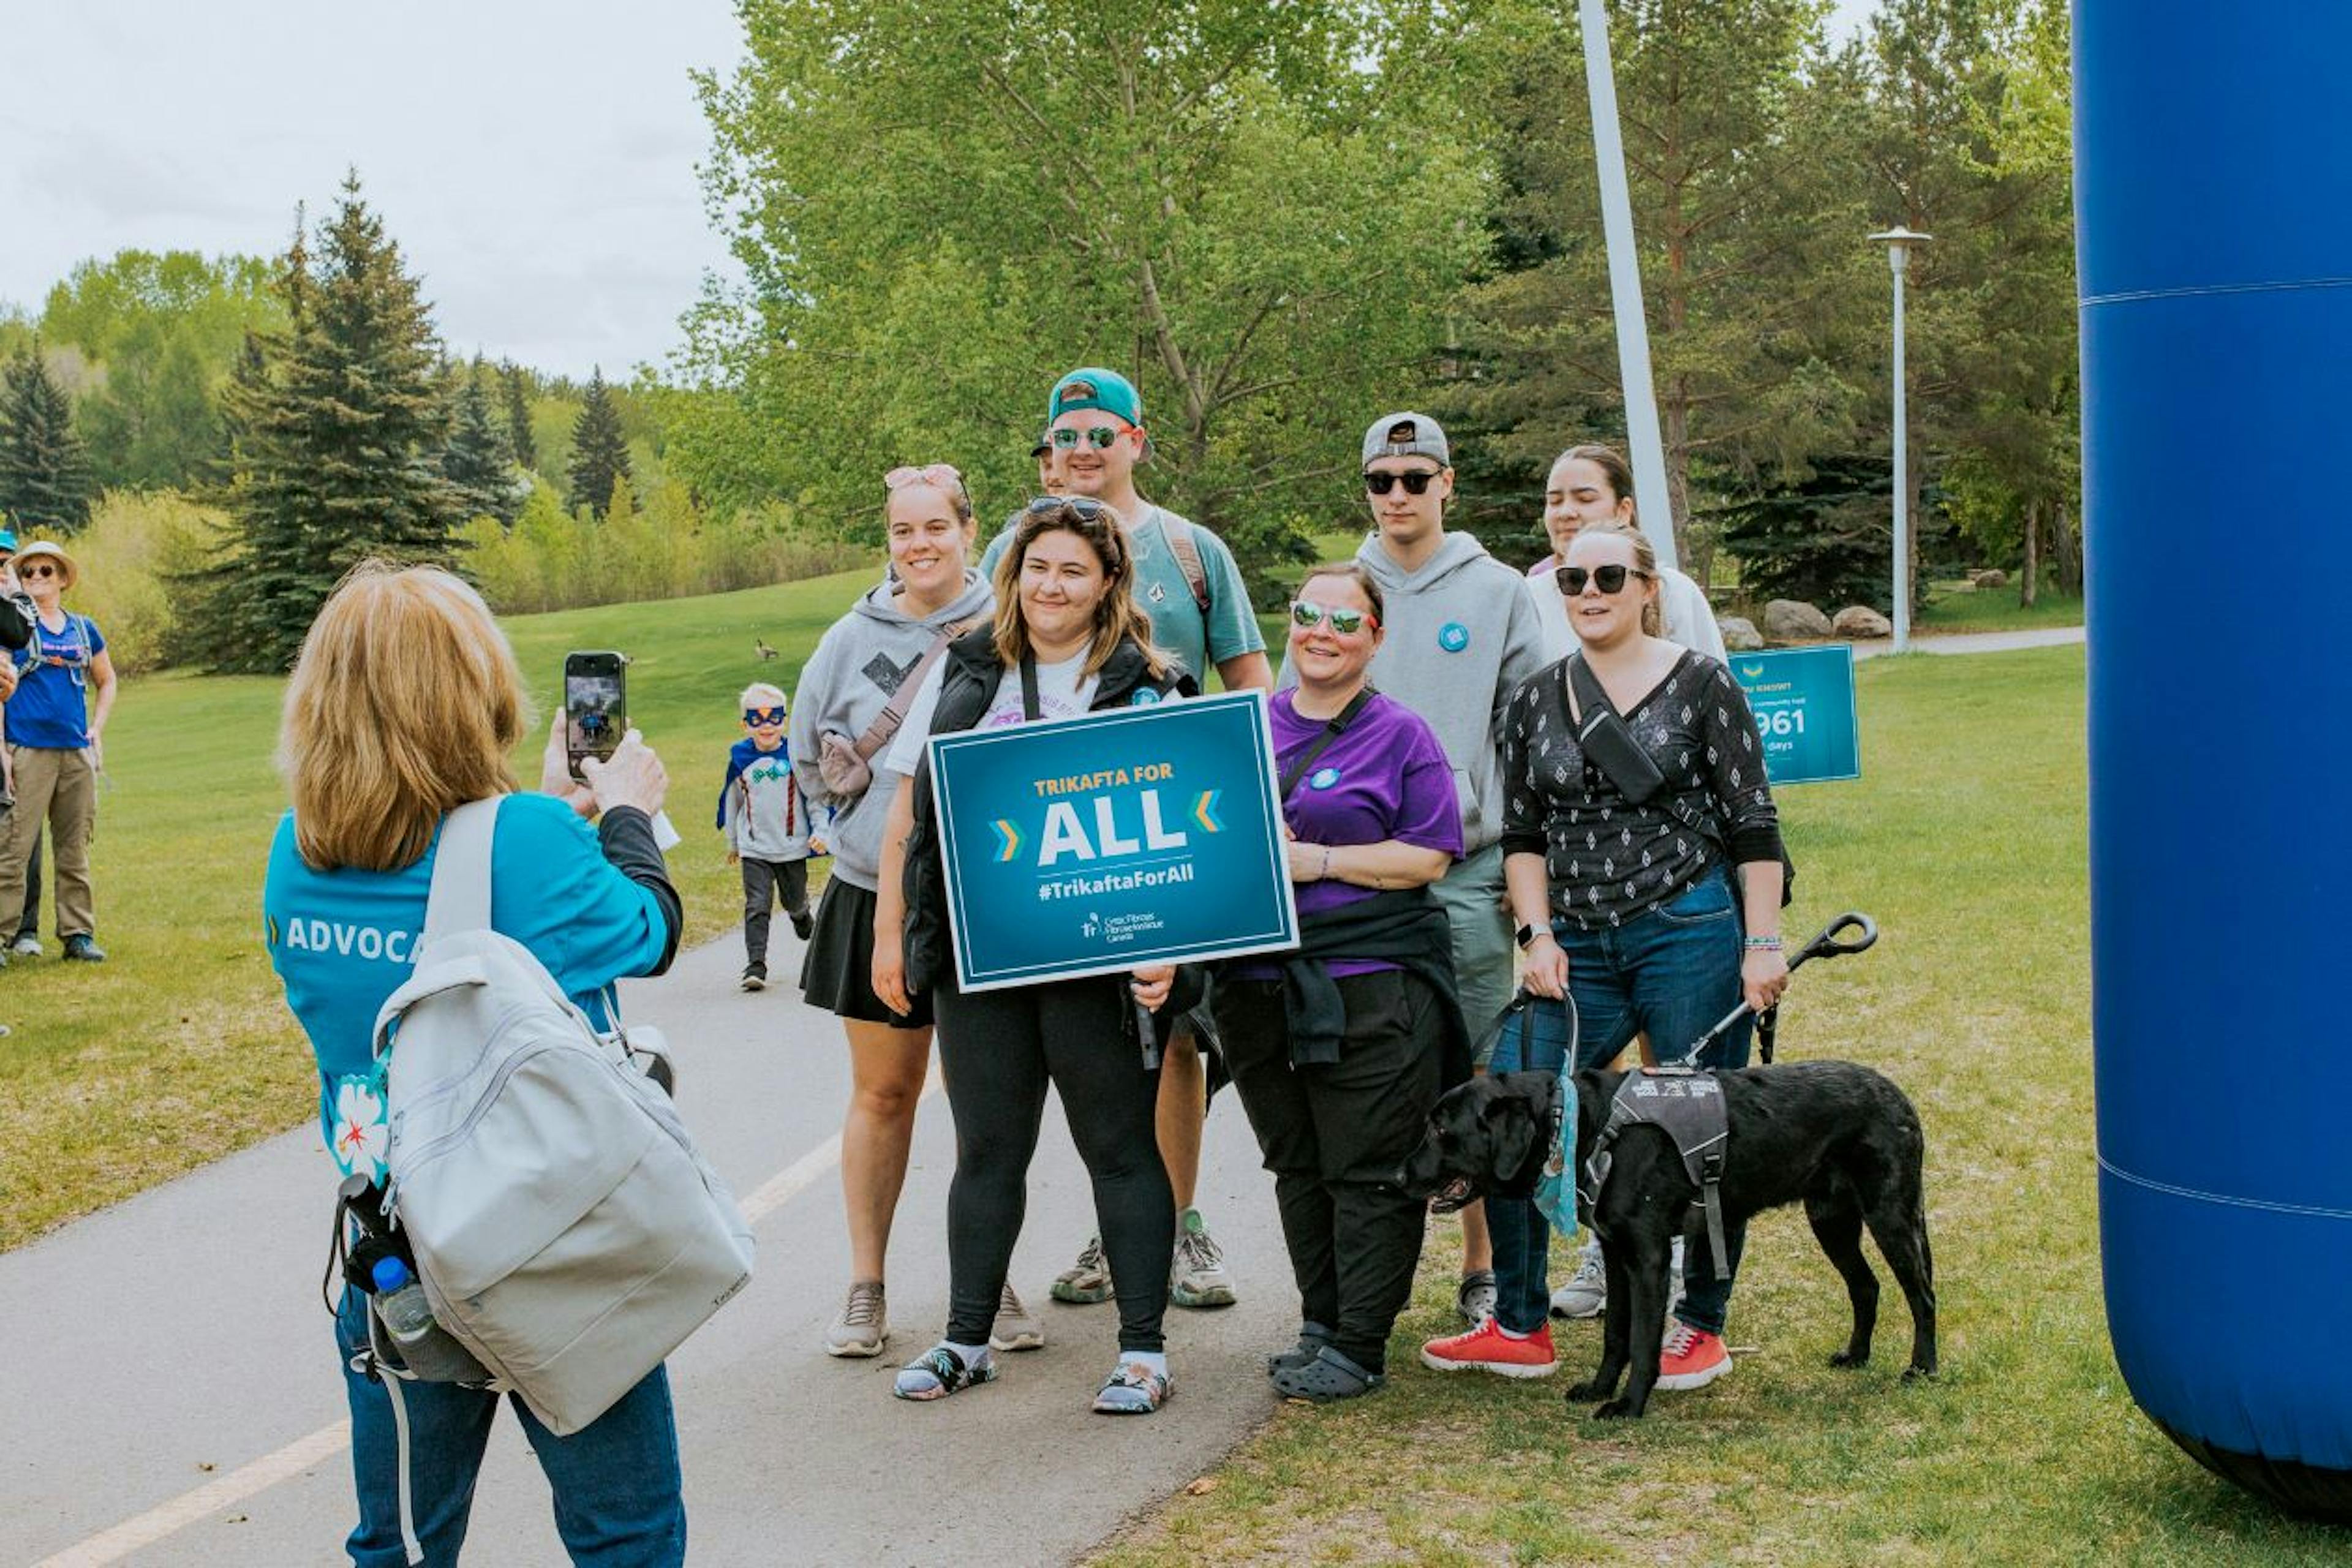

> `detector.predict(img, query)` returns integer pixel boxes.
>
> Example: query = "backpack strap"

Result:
[420,797,502,949]
[1156,508,1212,614]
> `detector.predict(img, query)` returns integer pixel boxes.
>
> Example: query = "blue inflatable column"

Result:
[2081,1,2352,1518]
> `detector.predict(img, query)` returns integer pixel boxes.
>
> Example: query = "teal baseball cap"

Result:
[1048,367,1143,428]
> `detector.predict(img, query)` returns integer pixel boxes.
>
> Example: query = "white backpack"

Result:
[372,797,754,1436]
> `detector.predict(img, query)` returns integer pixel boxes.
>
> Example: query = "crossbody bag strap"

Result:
[854,623,969,762]
[1570,654,1722,848]
[1019,652,1042,721]
[1277,686,1377,800]
[420,797,502,949]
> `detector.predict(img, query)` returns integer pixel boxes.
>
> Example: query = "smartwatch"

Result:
[1515,921,1544,951]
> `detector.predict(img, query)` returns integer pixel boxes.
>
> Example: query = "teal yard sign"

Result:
[1728,646,1861,786]
[925,692,1300,990]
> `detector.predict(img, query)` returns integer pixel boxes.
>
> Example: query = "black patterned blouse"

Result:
[1499,650,1783,930]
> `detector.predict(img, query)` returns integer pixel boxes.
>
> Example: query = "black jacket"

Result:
[901,628,1197,997]
[1257,887,1471,1087]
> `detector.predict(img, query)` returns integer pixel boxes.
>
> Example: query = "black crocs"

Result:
[1271,1344,1386,1403]
[1265,1322,1334,1377]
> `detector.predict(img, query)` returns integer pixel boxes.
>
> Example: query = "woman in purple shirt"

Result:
[1212,562,1467,1403]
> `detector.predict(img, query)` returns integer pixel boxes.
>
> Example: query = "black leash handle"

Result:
[1677,910,1878,1064]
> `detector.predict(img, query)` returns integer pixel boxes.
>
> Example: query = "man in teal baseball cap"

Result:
[986,365,1270,1316]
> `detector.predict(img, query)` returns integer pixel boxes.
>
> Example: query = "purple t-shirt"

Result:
[1239,689,1464,979]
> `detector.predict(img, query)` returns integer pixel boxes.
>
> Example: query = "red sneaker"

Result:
[1656,1320,1732,1390]
[1418,1317,1557,1378]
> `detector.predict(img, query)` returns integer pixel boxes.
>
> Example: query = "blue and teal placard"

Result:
[927,690,1300,991]
[1728,646,1861,785]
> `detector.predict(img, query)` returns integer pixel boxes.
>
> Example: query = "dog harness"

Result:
[1577,1068,1733,1274]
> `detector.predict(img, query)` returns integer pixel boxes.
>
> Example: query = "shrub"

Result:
[48,489,225,673]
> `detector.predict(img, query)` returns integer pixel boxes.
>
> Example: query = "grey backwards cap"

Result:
[1362,411,1450,467]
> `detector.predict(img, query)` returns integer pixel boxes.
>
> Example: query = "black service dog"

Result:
[1400,1061,1936,1419]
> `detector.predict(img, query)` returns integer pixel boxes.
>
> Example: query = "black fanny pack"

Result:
[1566,655,1667,805]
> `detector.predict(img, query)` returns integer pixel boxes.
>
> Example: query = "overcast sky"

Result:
[1,1,1880,382]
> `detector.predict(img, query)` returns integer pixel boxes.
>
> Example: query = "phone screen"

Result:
[564,652,627,780]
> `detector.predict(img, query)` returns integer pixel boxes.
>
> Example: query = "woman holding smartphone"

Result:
[872,496,1195,1415]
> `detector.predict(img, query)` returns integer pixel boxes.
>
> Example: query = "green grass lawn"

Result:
[1915,578,2085,635]
[1090,644,2345,1567]
[0,562,885,1249]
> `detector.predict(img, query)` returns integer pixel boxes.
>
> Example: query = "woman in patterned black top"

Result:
[1497,522,1788,1395]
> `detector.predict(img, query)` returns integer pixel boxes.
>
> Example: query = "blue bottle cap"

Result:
[372,1256,413,1292]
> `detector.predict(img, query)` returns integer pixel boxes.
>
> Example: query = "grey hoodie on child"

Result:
[790,570,995,890]
[1281,531,1546,853]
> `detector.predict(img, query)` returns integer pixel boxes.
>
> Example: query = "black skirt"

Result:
[799,876,935,1029]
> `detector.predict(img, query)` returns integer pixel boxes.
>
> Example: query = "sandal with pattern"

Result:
[892,1343,997,1402]
[1091,1359,1174,1415]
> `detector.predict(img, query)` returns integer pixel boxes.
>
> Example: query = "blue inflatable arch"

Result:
[2081,1,2352,1520]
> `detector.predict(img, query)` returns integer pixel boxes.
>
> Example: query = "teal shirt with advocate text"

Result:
[263,792,669,1145]
[979,504,1262,685]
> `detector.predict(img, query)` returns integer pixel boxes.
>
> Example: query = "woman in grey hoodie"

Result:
[791,464,1039,1359]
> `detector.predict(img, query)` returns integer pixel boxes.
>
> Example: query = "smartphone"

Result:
[564,651,627,781]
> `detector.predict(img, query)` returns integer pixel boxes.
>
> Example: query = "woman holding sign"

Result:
[873,497,1197,1415]
[1214,563,1467,1402]
[1434,521,1784,1397]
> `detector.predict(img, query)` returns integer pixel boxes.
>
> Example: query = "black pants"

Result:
[1216,969,1441,1373]
[933,974,1172,1354]
[739,857,809,966]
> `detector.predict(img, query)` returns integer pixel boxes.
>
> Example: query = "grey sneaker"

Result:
[9,935,39,958]
[825,1280,889,1358]
[1169,1209,1237,1309]
[1052,1235,1115,1305]
[1456,1268,1498,1325]
[989,1281,1044,1352]
[1551,1241,1607,1319]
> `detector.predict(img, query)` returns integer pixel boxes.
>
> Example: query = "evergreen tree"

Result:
[567,368,631,518]
[444,361,518,523]
[500,359,538,471]
[198,176,466,670]
[0,342,97,534]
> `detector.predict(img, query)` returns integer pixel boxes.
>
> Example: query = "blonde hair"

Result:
[990,500,1167,679]
[739,682,788,710]
[279,562,528,871]
[1577,522,1663,638]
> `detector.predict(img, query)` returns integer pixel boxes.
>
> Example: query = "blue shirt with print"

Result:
[8,612,104,749]
[263,791,669,1144]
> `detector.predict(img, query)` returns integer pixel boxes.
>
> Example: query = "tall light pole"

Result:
[1869,225,1929,652]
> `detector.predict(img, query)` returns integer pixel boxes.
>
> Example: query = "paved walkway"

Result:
[3,930,1298,1566]
[1849,625,2084,660]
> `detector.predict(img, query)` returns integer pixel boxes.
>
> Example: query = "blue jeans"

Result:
[1488,873,1754,1336]
[334,1287,686,1566]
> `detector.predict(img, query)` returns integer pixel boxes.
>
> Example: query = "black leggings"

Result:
[933,974,1173,1354]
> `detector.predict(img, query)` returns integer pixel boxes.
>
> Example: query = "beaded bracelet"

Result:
[1743,935,1784,951]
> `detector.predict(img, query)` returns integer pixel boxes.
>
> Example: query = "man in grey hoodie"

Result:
[1283,411,1548,1322]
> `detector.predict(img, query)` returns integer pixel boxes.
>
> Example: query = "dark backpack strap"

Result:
[1276,687,1376,799]
[1019,653,1042,721]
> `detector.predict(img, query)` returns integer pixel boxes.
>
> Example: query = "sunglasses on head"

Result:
[1290,599,1378,636]
[1363,469,1441,496]
[1024,495,1111,521]
[21,563,59,579]
[884,462,962,492]
[1050,424,1126,451]
[744,707,786,726]
[1556,563,1651,596]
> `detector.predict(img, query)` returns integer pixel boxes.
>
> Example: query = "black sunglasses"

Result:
[1556,563,1651,596]
[1364,469,1442,496]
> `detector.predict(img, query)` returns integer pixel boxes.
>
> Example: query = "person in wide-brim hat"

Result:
[12,540,78,592]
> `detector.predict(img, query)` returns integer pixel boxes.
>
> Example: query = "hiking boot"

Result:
[1656,1319,1732,1391]
[1551,1241,1607,1319]
[741,962,767,992]
[1169,1209,1237,1308]
[790,909,815,940]
[825,1280,889,1358]
[1456,1268,1498,1325]
[9,934,39,959]
[1052,1235,1115,1305]
[989,1281,1044,1352]
[1418,1317,1558,1378]
[62,935,105,963]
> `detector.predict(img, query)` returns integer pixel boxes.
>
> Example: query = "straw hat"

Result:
[15,540,77,591]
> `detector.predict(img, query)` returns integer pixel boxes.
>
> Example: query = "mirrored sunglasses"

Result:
[1290,599,1378,636]
[884,462,962,491]
[1050,425,1125,451]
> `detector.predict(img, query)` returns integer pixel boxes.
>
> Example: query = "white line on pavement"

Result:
[32,1077,941,1567]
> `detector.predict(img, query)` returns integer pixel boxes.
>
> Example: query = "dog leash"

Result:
[1673,911,1878,1066]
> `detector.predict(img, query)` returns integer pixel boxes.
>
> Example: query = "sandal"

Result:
[892,1343,997,1402]
[1270,1344,1387,1404]
[1091,1359,1174,1415]
[1265,1321,1334,1378]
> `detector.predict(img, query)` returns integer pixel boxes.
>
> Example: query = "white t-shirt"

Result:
[882,652,1101,777]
